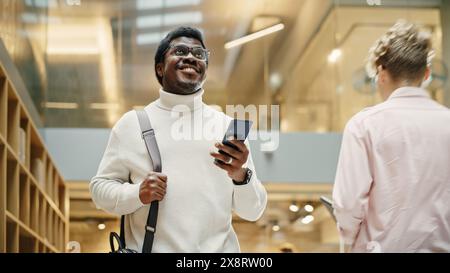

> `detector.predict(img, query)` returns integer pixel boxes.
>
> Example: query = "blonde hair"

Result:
[366,20,435,82]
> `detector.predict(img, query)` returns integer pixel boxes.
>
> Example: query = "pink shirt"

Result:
[333,87,450,253]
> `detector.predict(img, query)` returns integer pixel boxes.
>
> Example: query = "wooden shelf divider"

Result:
[0,143,6,252]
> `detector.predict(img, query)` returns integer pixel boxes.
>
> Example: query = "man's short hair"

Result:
[366,20,434,82]
[154,26,207,85]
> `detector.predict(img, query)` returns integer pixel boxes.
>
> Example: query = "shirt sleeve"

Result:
[90,127,144,216]
[232,140,268,221]
[332,120,373,246]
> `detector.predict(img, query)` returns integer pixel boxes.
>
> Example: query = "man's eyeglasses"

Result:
[167,44,210,61]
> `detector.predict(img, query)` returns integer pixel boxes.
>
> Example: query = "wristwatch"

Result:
[232,168,253,186]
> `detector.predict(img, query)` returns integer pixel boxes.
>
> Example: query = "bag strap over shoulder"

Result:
[136,110,162,172]
[135,109,161,253]
[118,110,161,253]
[136,110,162,253]
[118,173,132,248]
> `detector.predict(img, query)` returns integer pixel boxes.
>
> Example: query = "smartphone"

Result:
[320,196,336,222]
[215,119,253,164]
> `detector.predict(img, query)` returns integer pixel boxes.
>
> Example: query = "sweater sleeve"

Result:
[232,140,267,221]
[90,127,144,216]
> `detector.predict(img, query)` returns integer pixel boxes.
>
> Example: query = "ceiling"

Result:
[21,0,307,127]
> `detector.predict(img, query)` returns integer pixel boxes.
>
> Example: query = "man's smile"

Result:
[177,64,201,75]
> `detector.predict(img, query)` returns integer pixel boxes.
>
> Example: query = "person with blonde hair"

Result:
[332,20,450,252]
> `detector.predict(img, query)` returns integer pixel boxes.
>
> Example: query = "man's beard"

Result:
[175,79,204,95]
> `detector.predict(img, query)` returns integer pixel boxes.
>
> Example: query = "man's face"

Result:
[156,37,207,95]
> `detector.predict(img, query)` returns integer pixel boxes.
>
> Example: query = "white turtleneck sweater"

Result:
[90,89,267,253]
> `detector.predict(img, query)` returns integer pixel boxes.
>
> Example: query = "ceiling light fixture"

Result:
[44,102,79,109]
[301,215,314,225]
[269,73,283,92]
[47,47,100,55]
[328,48,342,63]
[289,202,299,213]
[137,0,201,10]
[304,204,314,213]
[224,23,284,49]
[272,224,280,232]
[90,103,120,110]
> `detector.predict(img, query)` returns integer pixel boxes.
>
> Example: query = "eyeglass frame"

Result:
[163,44,210,61]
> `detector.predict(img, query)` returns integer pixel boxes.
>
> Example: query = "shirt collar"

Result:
[156,88,204,112]
[387,87,431,101]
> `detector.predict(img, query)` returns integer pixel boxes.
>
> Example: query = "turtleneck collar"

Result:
[156,88,204,112]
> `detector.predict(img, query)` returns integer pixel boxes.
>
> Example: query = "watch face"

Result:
[246,168,253,181]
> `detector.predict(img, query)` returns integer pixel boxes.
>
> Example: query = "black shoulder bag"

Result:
[109,110,162,253]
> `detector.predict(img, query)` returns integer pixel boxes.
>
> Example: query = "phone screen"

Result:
[216,119,253,164]
[223,119,252,144]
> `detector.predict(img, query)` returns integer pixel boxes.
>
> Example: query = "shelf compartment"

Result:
[45,159,54,200]
[58,183,66,217]
[6,158,19,217]
[38,195,46,238]
[29,183,39,232]
[19,174,30,226]
[0,78,6,139]
[59,220,64,252]
[53,211,58,249]
[47,207,53,244]
[19,228,38,253]
[30,128,45,192]
[6,220,19,253]
[6,85,20,154]
[38,242,46,253]
[19,108,30,168]
[53,171,59,207]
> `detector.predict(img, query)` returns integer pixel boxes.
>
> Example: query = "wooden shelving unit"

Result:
[0,60,69,253]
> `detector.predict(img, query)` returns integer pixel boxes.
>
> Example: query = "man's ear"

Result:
[156,63,164,78]
[377,65,388,84]
[423,66,431,81]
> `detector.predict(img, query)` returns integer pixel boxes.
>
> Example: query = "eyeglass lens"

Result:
[173,45,208,60]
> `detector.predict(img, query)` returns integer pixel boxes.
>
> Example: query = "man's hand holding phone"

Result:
[210,139,249,182]
[210,119,253,183]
